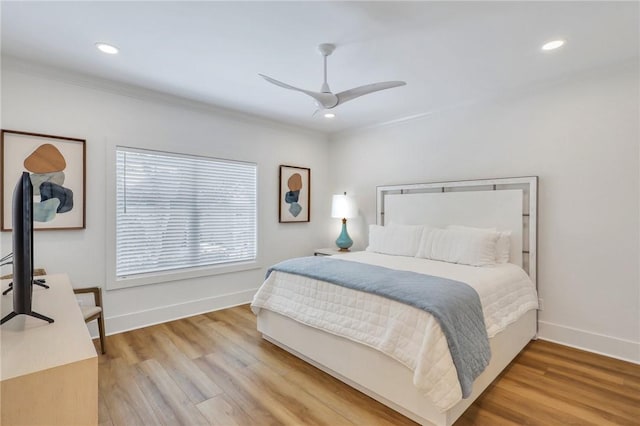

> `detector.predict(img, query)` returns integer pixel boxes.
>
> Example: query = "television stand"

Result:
[1,273,97,425]
[0,310,55,325]
[2,278,49,296]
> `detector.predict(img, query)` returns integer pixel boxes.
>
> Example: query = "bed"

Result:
[252,177,538,426]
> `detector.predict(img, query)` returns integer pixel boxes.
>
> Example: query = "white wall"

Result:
[328,61,640,363]
[1,62,330,334]
[2,59,638,364]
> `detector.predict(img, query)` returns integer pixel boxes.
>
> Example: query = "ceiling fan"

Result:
[259,43,406,111]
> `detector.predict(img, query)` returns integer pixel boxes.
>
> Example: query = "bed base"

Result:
[257,309,537,426]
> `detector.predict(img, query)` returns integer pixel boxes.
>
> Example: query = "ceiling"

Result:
[1,1,638,134]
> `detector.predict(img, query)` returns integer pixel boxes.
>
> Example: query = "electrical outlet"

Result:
[538,298,544,311]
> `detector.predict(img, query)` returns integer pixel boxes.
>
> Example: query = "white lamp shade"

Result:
[331,194,358,219]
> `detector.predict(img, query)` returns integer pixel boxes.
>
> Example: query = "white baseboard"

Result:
[87,288,257,338]
[538,320,639,364]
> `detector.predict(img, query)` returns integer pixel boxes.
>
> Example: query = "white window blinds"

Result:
[116,148,257,278]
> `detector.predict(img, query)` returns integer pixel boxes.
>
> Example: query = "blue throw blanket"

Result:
[266,256,491,398]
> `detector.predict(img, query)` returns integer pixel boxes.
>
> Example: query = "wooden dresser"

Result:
[0,273,98,425]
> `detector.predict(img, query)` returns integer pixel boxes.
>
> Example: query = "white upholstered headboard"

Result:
[376,177,537,285]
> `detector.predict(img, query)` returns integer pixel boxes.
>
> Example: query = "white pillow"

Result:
[366,223,425,257]
[495,231,511,263]
[447,225,511,263]
[367,225,386,253]
[416,227,498,267]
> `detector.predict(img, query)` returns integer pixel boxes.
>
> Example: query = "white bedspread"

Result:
[251,252,538,411]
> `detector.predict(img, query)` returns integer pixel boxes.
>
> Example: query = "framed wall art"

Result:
[1,130,86,231]
[279,165,310,223]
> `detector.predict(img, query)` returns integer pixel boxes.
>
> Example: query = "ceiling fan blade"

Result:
[259,74,338,108]
[336,81,406,105]
[259,73,304,92]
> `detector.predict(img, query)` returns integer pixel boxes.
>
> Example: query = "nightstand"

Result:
[314,248,354,256]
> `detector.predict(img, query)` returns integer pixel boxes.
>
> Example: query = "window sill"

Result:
[108,260,262,290]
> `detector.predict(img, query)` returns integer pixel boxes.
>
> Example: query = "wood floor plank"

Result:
[196,394,253,426]
[130,363,182,425]
[213,305,263,337]
[166,316,223,355]
[159,321,207,359]
[245,360,355,425]
[533,340,640,379]
[546,364,640,402]
[96,305,640,426]
[106,333,144,366]
[149,329,224,404]
[196,317,295,377]
[544,367,640,422]
[464,383,569,426]
[99,357,165,426]
[194,354,280,426]
[496,377,621,426]
[202,350,314,425]
[136,358,209,425]
[519,347,624,384]
[454,400,521,426]
[186,315,262,368]
[98,393,113,426]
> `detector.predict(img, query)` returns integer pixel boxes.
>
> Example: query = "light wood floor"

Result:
[97,305,640,426]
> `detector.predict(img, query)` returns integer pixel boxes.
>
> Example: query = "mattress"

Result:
[251,252,538,411]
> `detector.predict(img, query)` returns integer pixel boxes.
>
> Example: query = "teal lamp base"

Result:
[335,218,353,251]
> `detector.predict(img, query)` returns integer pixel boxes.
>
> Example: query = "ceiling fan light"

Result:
[95,42,119,54]
[324,113,336,118]
[541,39,565,51]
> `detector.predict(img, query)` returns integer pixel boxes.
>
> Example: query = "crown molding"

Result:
[329,57,638,140]
[1,55,327,140]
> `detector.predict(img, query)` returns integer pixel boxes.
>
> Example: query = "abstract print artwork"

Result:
[279,165,310,223]
[1,130,86,230]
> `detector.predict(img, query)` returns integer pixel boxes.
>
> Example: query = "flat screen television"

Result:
[0,172,53,325]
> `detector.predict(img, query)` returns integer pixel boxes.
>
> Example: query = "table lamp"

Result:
[331,192,358,251]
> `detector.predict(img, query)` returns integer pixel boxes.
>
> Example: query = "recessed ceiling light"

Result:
[541,40,565,51]
[324,112,336,118]
[95,42,119,54]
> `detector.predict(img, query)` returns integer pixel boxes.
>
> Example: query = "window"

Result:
[115,147,257,279]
